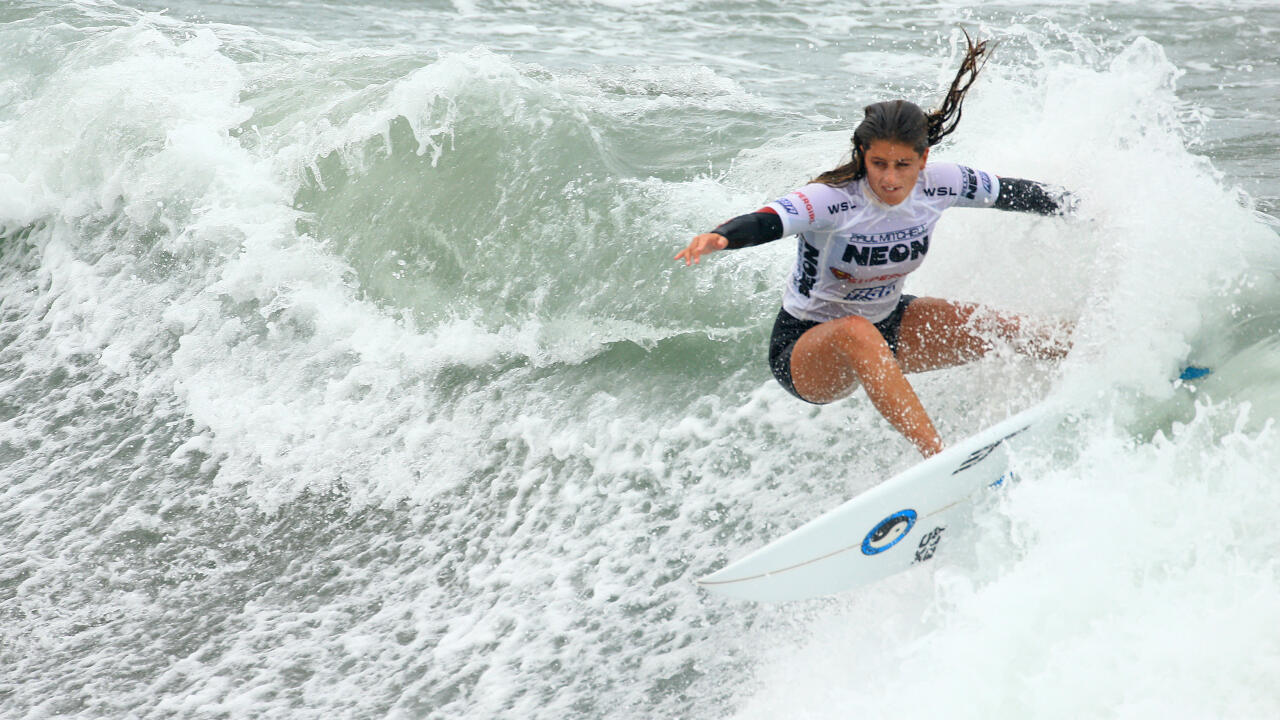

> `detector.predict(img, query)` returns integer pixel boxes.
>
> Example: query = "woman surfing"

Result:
[676,33,1074,457]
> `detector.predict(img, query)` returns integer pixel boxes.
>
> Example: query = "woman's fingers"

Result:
[675,234,728,265]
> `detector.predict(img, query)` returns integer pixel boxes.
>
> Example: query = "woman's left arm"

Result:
[993,177,1076,216]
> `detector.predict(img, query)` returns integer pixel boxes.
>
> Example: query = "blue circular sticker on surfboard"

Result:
[861,509,917,555]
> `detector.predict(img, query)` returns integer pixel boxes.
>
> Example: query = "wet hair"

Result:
[813,30,995,186]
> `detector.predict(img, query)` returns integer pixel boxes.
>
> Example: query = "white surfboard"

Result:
[698,367,1212,603]
[697,403,1052,602]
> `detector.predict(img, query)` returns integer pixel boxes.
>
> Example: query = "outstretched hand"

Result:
[674,233,728,266]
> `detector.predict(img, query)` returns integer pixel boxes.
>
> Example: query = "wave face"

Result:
[2,1,1279,717]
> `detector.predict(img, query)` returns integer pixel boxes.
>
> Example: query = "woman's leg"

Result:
[895,298,1071,374]
[787,299,1070,457]
[790,315,944,457]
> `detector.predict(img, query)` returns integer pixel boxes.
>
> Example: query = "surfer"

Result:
[675,33,1073,458]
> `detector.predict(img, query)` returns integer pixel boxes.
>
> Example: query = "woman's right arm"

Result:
[677,183,842,265]
[674,209,786,265]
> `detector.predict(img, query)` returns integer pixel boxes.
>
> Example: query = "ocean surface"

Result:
[3,1,1279,717]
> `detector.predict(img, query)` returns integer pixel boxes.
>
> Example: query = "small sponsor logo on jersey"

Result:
[848,224,928,245]
[960,165,978,200]
[841,235,929,266]
[777,197,800,215]
[843,284,897,302]
[922,186,956,198]
[826,200,857,214]
[796,241,819,297]
[795,191,816,222]
[980,170,992,195]
[830,268,908,284]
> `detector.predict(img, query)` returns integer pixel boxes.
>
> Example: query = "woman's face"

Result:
[863,140,928,206]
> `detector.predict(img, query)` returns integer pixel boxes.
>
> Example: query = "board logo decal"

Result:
[989,470,1017,488]
[951,424,1032,475]
[861,509,917,555]
[913,526,945,563]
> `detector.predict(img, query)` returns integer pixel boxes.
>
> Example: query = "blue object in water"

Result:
[1179,366,1212,381]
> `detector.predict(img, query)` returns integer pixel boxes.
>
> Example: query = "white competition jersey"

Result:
[765,162,1000,323]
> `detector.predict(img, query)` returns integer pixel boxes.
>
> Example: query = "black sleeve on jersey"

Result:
[711,212,785,249]
[994,177,1074,216]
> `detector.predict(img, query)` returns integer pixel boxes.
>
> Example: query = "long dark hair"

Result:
[814,30,995,186]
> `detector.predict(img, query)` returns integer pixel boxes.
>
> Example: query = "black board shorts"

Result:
[768,295,917,404]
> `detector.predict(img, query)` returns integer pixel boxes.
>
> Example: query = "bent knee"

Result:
[829,315,887,354]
